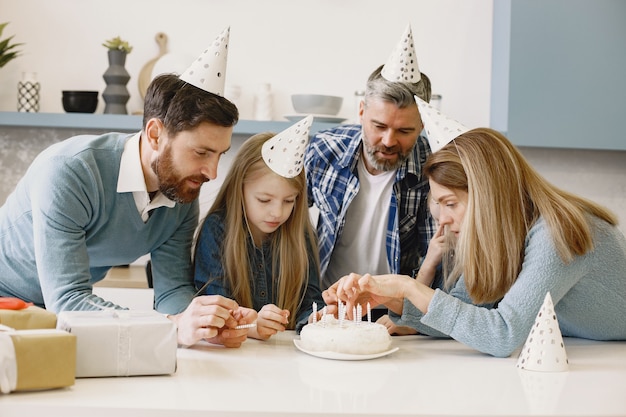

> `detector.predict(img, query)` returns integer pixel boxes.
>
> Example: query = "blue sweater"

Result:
[391,216,626,357]
[0,133,197,314]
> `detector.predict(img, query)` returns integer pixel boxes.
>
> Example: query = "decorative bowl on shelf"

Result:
[62,91,99,113]
[291,94,343,116]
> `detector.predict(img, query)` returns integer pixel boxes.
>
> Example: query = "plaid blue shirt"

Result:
[304,124,436,286]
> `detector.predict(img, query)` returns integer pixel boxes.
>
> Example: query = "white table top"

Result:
[1,332,625,417]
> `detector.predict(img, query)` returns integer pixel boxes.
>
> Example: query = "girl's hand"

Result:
[251,304,289,340]
[205,306,258,348]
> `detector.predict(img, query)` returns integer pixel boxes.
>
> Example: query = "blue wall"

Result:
[492,0,626,150]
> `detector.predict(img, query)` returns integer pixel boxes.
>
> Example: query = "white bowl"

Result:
[291,94,343,116]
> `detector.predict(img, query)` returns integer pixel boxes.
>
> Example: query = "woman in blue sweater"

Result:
[327,127,626,357]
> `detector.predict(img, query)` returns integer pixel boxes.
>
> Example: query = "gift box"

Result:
[0,328,76,393]
[0,304,57,330]
[56,310,177,377]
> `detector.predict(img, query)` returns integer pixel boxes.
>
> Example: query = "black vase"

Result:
[102,50,130,114]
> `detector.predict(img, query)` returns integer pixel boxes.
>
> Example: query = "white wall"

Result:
[1,0,493,126]
[2,0,625,237]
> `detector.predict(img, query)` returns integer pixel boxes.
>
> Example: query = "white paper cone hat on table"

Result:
[262,115,313,178]
[516,292,569,372]
[179,27,230,96]
[415,95,470,152]
[381,24,421,83]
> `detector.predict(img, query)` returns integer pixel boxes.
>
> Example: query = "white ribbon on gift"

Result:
[70,302,136,376]
[0,324,18,394]
[114,310,132,377]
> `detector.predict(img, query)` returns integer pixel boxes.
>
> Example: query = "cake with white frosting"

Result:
[299,314,392,355]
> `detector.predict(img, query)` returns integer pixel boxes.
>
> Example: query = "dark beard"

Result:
[151,147,207,204]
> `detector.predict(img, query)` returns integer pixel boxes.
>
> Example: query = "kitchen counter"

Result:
[1,331,624,416]
[95,266,150,289]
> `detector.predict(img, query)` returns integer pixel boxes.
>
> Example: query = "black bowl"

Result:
[62,91,99,113]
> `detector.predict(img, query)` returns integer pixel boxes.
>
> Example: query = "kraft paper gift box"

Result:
[0,328,76,393]
[56,310,177,378]
[0,305,57,330]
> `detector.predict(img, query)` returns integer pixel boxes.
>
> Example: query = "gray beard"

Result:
[363,145,408,172]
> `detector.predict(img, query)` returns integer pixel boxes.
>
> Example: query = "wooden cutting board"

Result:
[138,32,168,100]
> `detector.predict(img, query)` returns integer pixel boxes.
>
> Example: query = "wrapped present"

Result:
[0,327,76,393]
[0,299,57,330]
[57,310,177,377]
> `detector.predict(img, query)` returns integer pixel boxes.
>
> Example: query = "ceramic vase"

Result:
[17,72,40,112]
[102,50,130,114]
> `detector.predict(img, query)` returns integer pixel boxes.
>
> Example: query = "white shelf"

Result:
[0,112,341,135]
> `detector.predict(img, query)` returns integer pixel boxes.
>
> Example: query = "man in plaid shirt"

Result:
[304,65,436,309]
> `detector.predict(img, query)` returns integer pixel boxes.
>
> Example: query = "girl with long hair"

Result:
[194,121,323,340]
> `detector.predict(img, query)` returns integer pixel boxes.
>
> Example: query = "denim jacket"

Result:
[194,211,323,332]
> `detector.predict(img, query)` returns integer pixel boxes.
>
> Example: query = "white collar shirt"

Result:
[117,133,175,222]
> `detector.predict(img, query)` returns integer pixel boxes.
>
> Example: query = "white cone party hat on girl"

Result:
[262,115,313,178]
[179,27,230,96]
[381,24,421,83]
[516,292,569,372]
[415,95,469,152]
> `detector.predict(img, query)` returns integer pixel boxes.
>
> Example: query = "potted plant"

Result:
[102,36,132,114]
[0,22,23,69]
[102,36,133,54]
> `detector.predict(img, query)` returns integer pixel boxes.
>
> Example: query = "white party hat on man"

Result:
[381,24,421,83]
[179,27,230,96]
[262,115,313,178]
[516,292,569,372]
[415,95,470,152]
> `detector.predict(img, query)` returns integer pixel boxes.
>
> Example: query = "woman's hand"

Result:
[337,273,406,304]
[417,222,446,285]
[376,314,418,336]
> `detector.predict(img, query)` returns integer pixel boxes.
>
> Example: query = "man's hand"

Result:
[169,295,240,347]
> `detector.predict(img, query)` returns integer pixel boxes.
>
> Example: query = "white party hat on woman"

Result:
[179,27,230,96]
[415,95,469,152]
[381,24,421,83]
[262,115,313,178]
[516,292,569,372]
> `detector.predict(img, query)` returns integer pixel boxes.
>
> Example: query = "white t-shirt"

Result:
[323,157,396,289]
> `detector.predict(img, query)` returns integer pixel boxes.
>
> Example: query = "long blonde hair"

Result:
[195,132,320,329]
[424,128,617,304]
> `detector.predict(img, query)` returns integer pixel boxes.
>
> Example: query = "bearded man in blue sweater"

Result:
[0,29,257,347]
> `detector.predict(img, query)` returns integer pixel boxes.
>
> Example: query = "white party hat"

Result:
[415,95,470,152]
[516,292,569,372]
[262,115,313,178]
[179,27,230,96]
[381,24,421,83]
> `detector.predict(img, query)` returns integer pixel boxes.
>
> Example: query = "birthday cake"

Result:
[299,314,392,355]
